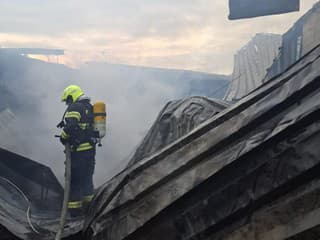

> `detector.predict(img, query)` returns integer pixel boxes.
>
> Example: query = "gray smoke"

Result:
[0,55,230,186]
[76,63,179,185]
[0,55,228,187]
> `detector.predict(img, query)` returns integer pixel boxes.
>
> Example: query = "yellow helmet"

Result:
[61,85,84,103]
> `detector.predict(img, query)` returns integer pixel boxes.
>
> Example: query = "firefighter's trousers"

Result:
[68,148,95,217]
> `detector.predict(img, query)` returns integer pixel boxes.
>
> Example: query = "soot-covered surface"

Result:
[82,42,320,240]
[128,96,229,167]
[0,148,83,240]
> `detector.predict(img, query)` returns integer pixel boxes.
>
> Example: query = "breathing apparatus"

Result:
[93,101,106,146]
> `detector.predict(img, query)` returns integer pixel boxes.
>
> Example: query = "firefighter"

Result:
[59,85,96,217]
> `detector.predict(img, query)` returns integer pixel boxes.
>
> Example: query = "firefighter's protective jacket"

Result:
[60,96,94,152]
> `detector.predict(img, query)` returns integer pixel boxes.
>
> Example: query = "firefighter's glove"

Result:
[60,136,68,145]
[56,121,65,129]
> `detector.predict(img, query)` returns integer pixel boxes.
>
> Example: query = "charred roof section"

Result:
[83,4,320,239]
[128,96,230,167]
[84,37,320,240]
[0,148,67,239]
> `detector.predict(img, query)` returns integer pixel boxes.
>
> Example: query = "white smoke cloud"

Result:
[76,63,179,185]
[0,57,193,187]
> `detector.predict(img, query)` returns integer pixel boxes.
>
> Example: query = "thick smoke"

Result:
[75,63,179,185]
[1,56,228,186]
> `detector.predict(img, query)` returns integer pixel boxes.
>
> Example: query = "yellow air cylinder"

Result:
[93,102,106,143]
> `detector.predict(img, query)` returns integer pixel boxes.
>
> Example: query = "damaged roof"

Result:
[1,2,320,240]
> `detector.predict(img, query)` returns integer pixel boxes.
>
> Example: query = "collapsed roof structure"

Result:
[84,2,320,239]
[266,1,320,80]
[84,39,320,240]
[127,97,230,167]
[224,33,282,102]
[1,2,320,240]
[0,147,83,239]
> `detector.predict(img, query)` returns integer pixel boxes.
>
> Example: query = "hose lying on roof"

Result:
[0,176,40,235]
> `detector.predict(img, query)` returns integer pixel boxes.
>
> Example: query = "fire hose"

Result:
[55,143,71,240]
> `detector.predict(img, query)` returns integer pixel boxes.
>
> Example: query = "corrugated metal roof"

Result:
[224,33,282,101]
[266,2,320,81]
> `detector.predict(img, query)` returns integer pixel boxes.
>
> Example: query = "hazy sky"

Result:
[0,0,319,74]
